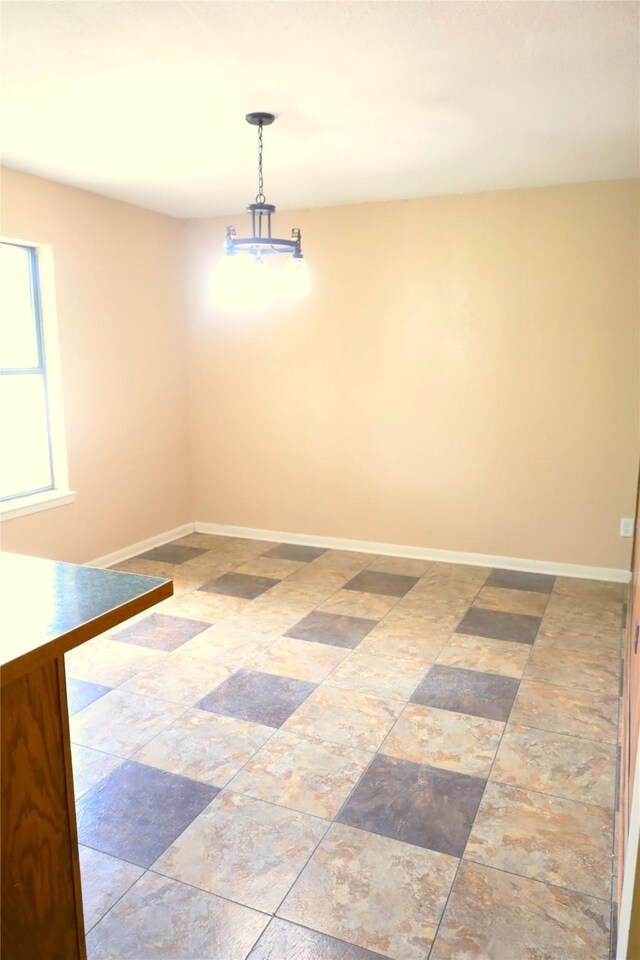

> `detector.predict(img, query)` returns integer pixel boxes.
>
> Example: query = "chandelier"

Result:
[213,112,310,306]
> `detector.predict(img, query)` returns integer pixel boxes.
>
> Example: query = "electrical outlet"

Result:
[620,517,635,538]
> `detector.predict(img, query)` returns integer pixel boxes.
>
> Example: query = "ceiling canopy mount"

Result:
[245,112,275,127]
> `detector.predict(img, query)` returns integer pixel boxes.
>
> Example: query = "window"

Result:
[0,240,73,519]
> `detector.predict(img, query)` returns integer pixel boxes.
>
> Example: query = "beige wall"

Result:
[185,180,639,570]
[1,168,191,563]
[2,172,636,570]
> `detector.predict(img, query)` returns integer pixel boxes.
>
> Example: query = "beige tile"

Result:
[110,558,177,578]
[319,589,399,620]
[174,628,269,670]
[176,555,236,581]
[258,580,333,604]
[465,781,614,899]
[407,582,481,604]
[235,556,306,580]
[247,588,317,632]
[70,689,184,758]
[436,633,531,678]
[310,550,374,574]
[474,586,549,617]
[358,617,450,661]
[511,680,618,743]
[536,621,624,660]
[283,685,403,751]
[544,589,622,615]
[423,563,491,584]
[247,608,318,633]
[211,538,275,563]
[383,703,503,777]
[524,646,619,696]
[248,594,317,621]
[156,590,247,623]
[491,723,616,808]
[541,600,620,625]
[174,533,233,550]
[195,615,279,642]
[79,846,143,932]
[249,636,348,682]
[286,566,349,594]
[134,708,273,787]
[85,871,269,960]
[71,744,123,799]
[247,918,390,959]
[535,611,621,656]
[153,790,328,913]
[326,651,429,701]
[431,860,610,960]
[230,607,310,637]
[546,598,622,622]
[65,639,166,687]
[278,822,458,960]
[367,556,433,577]
[120,653,231,705]
[552,577,624,603]
[390,597,467,625]
[230,730,373,818]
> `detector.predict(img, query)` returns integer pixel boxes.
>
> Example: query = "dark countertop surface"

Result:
[1,552,172,683]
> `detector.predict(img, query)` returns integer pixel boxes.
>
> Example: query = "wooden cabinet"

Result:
[1,554,172,960]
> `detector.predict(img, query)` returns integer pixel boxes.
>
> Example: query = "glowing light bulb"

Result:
[212,252,310,309]
[211,255,269,308]
[282,256,310,300]
[211,255,244,307]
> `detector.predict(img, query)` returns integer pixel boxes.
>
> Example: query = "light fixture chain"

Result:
[256,121,265,204]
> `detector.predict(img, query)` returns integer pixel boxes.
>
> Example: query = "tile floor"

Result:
[66,534,623,959]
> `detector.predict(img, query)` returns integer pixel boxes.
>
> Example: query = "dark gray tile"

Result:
[198,572,280,600]
[76,761,217,867]
[264,543,327,562]
[337,754,485,858]
[138,544,206,565]
[112,613,211,651]
[456,607,541,645]
[485,569,556,594]
[285,611,377,649]
[66,678,111,717]
[412,665,519,722]
[344,570,419,598]
[248,918,387,959]
[198,669,316,727]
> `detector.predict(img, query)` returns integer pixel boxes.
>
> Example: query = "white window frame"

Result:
[0,237,74,521]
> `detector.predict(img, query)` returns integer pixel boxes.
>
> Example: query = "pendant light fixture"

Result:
[212,112,310,307]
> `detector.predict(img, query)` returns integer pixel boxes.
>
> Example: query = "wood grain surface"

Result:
[2,656,87,960]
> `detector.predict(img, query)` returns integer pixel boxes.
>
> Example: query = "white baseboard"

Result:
[83,517,631,583]
[88,522,195,569]
[194,521,631,583]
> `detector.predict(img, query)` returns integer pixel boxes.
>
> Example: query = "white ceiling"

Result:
[2,1,638,218]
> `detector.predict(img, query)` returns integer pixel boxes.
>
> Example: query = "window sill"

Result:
[0,489,76,521]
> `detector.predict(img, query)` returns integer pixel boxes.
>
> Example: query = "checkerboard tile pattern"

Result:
[112,613,211,651]
[66,678,111,716]
[71,538,620,959]
[198,668,317,726]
